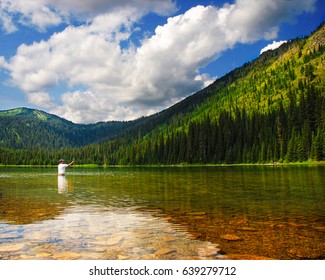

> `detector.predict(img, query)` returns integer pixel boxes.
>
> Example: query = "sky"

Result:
[0,0,324,123]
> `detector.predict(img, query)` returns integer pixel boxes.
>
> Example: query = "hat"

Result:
[59,159,64,163]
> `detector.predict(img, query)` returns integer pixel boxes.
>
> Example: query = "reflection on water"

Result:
[58,176,67,194]
[58,176,73,194]
[0,204,221,260]
[0,166,324,260]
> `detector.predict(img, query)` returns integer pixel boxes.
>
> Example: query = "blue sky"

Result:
[0,0,324,123]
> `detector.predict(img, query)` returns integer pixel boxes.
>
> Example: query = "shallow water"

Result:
[0,166,324,259]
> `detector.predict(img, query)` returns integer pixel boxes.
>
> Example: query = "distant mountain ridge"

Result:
[0,107,133,149]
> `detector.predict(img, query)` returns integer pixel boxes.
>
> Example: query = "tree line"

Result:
[1,84,323,166]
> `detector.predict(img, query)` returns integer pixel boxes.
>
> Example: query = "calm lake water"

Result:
[0,166,324,260]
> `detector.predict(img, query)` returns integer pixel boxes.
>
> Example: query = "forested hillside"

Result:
[0,23,324,165]
[0,108,133,149]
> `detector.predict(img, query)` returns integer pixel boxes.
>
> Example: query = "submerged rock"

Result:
[198,244,220,257]
[220,234,242,241]
[288,248,323,259]
[312,226,325,232]
[155,248,177,256]
[54,252,80,260]
[186,212,207,216]
[238,227,258,232]
[226,254,273,260]
[0,243,26,252]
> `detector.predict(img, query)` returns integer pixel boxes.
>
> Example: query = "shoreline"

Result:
[0,161,324,168]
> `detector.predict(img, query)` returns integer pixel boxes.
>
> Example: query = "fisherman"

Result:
[58,159,75,175]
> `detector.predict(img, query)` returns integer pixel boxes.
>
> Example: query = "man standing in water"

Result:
[58,159,75,175]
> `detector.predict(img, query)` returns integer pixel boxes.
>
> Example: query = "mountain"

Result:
[93,22,324,165]
[0,107,133,149]
[0,23,324,165]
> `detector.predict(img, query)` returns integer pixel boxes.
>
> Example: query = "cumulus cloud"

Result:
[0,0,62,32]
[260,40,288,54]
[195,74,216,88]
[0,0,177,32]
[0,0,317,123]
[27,92,54,108]
[226,0,315,42]
[0,7,17,33]
[0,56,9,68]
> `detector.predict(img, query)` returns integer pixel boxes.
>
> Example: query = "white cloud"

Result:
[260,40,288,54]
[0,56,9,68]
[53,0,177,17]
[0,0,62,32]
[27,92,54,108]
[0,7,17,33]
[0,0,177,32]
[195,74,216,88]
[0,0,317,123]
[226,0,316,42]
[51,90,141,123]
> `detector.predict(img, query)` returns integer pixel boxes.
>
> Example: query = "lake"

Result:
[0,165,324,260]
